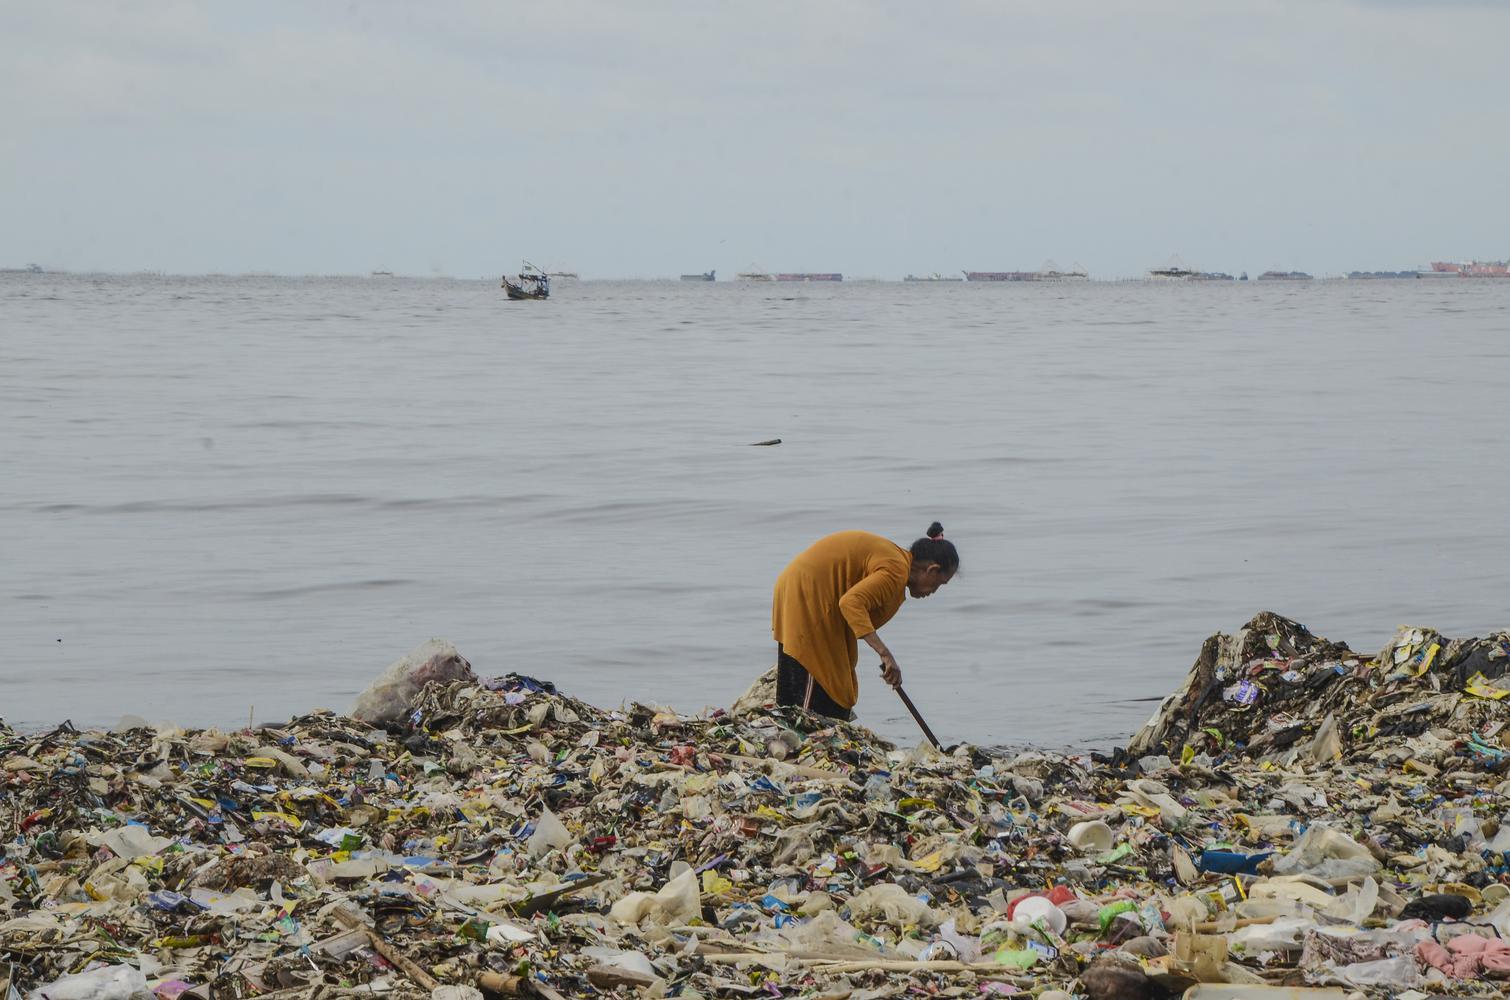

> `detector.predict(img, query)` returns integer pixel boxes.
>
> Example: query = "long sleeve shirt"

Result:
[771,530,911,709]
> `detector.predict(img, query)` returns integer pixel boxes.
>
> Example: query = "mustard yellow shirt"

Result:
[771,530,911,709]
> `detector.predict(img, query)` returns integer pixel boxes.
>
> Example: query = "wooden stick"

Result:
[365,930,440,992]
[810,959,1033,980]
[893,685,944,750]
[699,949,885,963]
[1191,914,1280,933]
[478,971,524,995]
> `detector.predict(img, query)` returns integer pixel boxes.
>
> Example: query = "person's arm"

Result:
[860,631,902,688]
[838,567,906,688]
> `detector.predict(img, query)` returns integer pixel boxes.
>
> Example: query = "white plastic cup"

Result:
[1011,895,1067,935]
[1067,819,1115,853]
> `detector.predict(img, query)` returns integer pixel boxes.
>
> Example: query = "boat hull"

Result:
[502,276,549,300]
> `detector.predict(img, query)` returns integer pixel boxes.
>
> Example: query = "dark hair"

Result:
[909,521,959,573]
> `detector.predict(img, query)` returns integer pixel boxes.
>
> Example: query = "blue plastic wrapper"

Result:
[1197,849,1272,875]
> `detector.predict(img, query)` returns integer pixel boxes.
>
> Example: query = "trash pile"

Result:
[4,614,1510,1000]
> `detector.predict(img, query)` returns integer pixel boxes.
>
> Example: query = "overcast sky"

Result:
[3,0,1507,278]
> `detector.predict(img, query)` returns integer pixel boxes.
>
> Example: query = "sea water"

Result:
[3,273,1508,747]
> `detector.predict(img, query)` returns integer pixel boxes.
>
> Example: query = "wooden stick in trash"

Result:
[478,971,524,995]
[892,681,944,750]
[1192,914,1280,933]
[365,930,440,992]
[813,959,1032,981]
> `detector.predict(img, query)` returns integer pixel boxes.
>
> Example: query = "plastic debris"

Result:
[3,612,1510,999]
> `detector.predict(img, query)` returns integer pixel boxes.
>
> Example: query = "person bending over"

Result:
[770,522,959,718]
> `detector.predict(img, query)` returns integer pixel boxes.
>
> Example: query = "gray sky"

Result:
[3,0,1507,278]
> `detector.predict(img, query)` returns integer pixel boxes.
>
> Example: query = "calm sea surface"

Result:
[3,273,1508,747]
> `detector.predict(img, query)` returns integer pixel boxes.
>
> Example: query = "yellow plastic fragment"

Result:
[1465,672,1510,700]
[910,850,944,872]
[251,810,302,826]
[1412,642,1439,677]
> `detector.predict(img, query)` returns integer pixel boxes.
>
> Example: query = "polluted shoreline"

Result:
[4,613,1510,1000]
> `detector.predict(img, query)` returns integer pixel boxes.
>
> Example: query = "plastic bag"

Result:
[1172,931,1228,982]
[609,869,700,927]
[762,910,879,958]
[526,809,572,859]
[350,639,476,723]
[846,883,936,926]
[1125,779,1188,825]
[1270,824,1379,880]
[1335,955,1422,990]
[431,989,483,1000]
[1230,916,1316,954]
[25,964,149,1000]
[937,917,982,963]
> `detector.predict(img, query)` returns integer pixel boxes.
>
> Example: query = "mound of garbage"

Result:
[3,614,1510,1000]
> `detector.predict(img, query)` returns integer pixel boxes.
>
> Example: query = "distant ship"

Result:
[1147,265,1198,279]
[370,270,395,277]
[965,271,1041,282]
[737,272,772,281]
[1426,260,1510,278]
[1146,255,1234,280]
[501,261,550,300]
[1256,270,1314,281]
[1147,256,1234,280]
[966,261,1088,282]
[680,270,715,281]
[0,263,44,274]
[904,273,964,281]
[547,271,579,279]
[1347,270,1420,280]
[776,273,842,282]
[1148,268,1235,281]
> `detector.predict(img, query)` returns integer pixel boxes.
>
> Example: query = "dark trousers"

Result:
[775,645,850,720]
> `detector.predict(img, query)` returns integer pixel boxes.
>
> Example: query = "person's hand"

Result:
[878,652,902,688]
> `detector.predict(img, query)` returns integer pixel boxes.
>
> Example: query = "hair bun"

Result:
[927,521,944,539]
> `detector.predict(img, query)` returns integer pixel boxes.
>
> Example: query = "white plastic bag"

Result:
[1230,916,1315,954]
[526,809,572,859]
[431,988,483,1000]
[350,639,476,724]
[609,869,700,927]
[1271,824,1379,880]
[847,883,936,927]
[26,964,149,1000]
[1336,955,1422,990]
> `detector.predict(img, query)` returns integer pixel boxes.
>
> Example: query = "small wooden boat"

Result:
[502,262,550,300]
